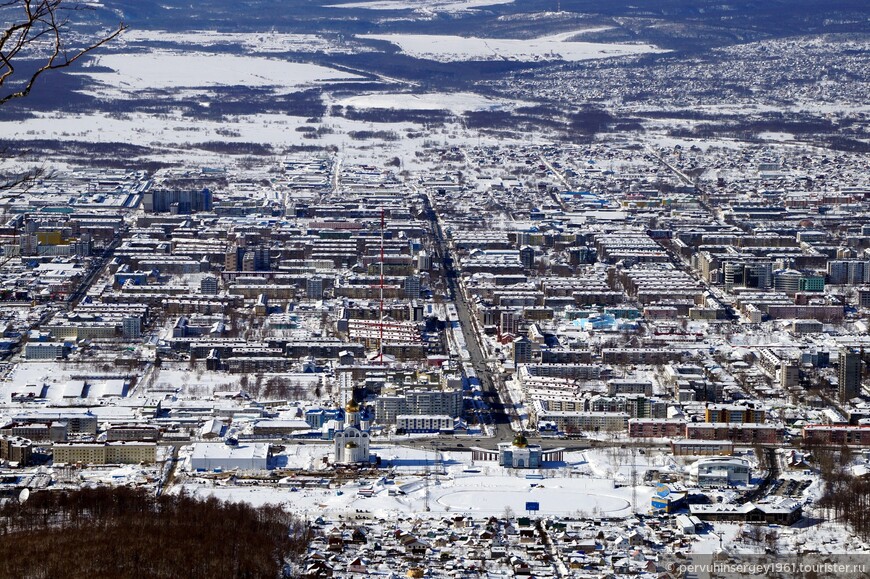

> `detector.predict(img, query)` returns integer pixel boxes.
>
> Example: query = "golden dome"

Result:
[512,433,529,448]
[345,399,360,413]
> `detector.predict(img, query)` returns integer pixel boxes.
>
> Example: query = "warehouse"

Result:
[189,441,269,472]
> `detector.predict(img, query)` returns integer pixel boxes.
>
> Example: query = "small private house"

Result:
[675,514,705,534]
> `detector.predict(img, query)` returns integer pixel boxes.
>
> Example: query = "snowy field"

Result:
[359,30,665,62]
[0,362,78,399]
[326,0,514,12]
[0,107,531,168]
[78,51,362,97]
[0,362,129,404]
[149,367,251,397]
[333,91,526,113]
[117,30,369,55]
[180,471,650,519]
[175,444,658,519]
[433,476,634,516]
[1,111,401,151]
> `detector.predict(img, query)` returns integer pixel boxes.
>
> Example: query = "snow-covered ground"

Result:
[78,51,362,97]
[117,30,370,55]
[173,444,659,520]
[358,30,666,62]
[180,470,649,519]
[0,362,130,404]
[333,91,527,113]
[326,0,515,13]
[150,367,259,397]
[0,110,450,165]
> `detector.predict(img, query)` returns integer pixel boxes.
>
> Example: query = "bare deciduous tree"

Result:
[1,0,125,186]
[1,0,125,105]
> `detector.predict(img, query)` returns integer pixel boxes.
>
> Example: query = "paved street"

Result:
[422,193,516,443]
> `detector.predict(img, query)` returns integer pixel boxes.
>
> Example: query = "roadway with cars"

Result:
[422,192,517,443]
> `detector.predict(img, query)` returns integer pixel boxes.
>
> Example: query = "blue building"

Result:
[650,484,687,513]
[305,408,342,429]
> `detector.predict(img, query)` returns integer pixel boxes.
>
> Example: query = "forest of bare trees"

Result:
[807,443,870,542]
[0,486,313,579]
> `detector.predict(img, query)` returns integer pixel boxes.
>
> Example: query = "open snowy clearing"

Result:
[78,51,362,96]
[0,362,135,404]
[326,0,514,12]
[1,110,406,148]
[180,472,649,519]
[333,91,526,113]
[359,30,665,62]
[0,106,534,168]
[3,111,313,145]
[435,482,632,516]
[176,444,657,519]
[117,30,367,54]
[149,368,255,398]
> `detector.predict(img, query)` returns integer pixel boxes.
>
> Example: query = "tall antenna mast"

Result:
[379,208,385,363]
[630,446,637,515]
[424,454,431,512]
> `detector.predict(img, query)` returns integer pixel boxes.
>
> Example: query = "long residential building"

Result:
[531,400,629,432]
[52,442,157,465]
[374,387,463,425]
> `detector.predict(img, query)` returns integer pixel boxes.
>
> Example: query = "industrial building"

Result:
[189,441,269,471]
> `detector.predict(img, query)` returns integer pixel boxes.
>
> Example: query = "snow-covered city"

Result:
[1,0,869,577]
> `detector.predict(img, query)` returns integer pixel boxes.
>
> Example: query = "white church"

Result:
[333,399,370,464]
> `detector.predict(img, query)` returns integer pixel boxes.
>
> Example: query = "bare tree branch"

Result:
[0,0,124,189]
[0,145,50,190]
[0,0,126,106]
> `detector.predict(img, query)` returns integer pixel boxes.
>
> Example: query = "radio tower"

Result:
[378,208,385,363]
[424,455,431,511]
[630,446,638,515]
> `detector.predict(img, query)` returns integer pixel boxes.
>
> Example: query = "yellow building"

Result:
[704,404,765,424]
[52,442,157,465]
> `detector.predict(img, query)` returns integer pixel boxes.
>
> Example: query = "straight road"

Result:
[66,232,124,309]
[421,192,516,442]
